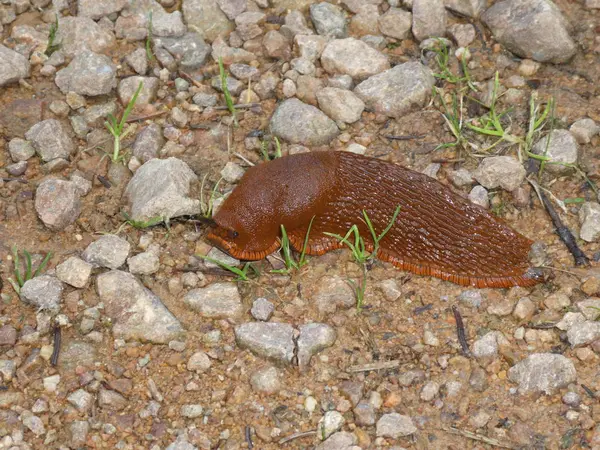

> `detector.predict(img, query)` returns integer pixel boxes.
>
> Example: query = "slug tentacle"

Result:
[208,151,540,288]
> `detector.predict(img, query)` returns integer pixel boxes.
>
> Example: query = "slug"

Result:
[207,151,541,288]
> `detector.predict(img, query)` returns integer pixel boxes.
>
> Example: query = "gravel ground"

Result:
[1,0,600,449]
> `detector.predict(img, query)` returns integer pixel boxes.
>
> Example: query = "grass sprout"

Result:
[196,255,255,281]
[200,175,223,218]
[8,246,53,294]
[45,15,60,57]
[105,81,143,163]
[430,39,477,92]
[325,205,400,310]
[260,135,283,161]
[116,212,164,234]
[272,217,315,274]
[218,57,238,127]
[146,11,154,61]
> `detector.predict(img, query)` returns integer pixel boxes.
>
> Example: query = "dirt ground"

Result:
[2,0,600,449]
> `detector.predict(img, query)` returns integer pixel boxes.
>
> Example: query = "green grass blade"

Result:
[120,81,143,130]
[23,250,33,281]
[33,252,53,278]
[12,247,23,288]
[218,57,238,127]
[298,216,315,267]
[196,254,248,281]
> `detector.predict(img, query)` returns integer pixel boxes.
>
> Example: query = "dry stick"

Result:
[278,430,317,445]
[538,189,589,267]
[452,305,471,357]
[245,426,253,449]
[213,103,261,111]
[581,384,596,399]
[51,326,61,366]
[442,426,515,449]
[347,360,400,373]
[384,134,426,140]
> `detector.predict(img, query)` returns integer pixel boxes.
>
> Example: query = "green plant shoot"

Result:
[105,81,143,163]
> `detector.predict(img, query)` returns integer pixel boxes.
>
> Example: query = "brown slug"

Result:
[207,151,541,288]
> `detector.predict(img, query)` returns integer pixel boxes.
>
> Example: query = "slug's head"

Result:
[206,169,282,260]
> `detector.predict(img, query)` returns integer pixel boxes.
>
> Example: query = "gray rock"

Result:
[468,185,489,209]
[354,61,434,118]
[297,323,337,371]
[354,400,376,426]
[127,251,160,275]
[187,351,212,372]
[69,420,89,447]
[508,353,576,393]
[270,98,339,146]
[291,57,316,75]
[126,48,148,75]
[251,297,274,321]
[211,35,255,64]
[183,0,234,42]
[235,322,295,364]
[472,331,504,359]
[116,0,186,40]
[0,325,17,346]
[318,411,345,440]
[378,7,412,39]
[349,4,379,37]
[78,0,128,19]
[184,282,242,319]
[192,92,218,107]
[133,123,164,163]
[376,413,417,438]
[342,0,383,13]
[445,0,486,17]
[118,76,160,105]
[316,87,365,124]
[229,63,260,81]
[125,157,200,221]
[412,0,446,41]
[321,38,389,80]
[56,257,93,288]
[35,179,81,231]
[84,101,117,126]
[99,388,127,410]
[211,75,244,95]
[263,30,292,60]
[531,130,578,174]
[295,35,328,62]
[8,138,35,162]
[310,2,347,38]
[513,296,536,320]
[67,389,94,412]
[181,404,203,418]
[482,0,576,64]
[83,235,131,269]
[25,119,74,162]
[22,412,45,436]
[6,161,27,176]
[473,156,525,191]
[0,360,16,382]
[20,275,63,311]
[314,275,356,313]
[0,44,30,87]
[217,0,246,20]
[316,432,357,450]
[420,380,440,401]
[55,51,117,96]
[282,10,314,38]
[448,23,477,47]
[562,391,581,407]
[570,118,599,144]
[577,298,600,321]
[448,167,473,187]
[567,320,600,347]
[250,366,281,393]
[97,270,184,343]
[56,17,116,58]
[579,203,600,242]
[154,33,211,70]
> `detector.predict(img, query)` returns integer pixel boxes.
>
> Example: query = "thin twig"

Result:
[213,103,261,111]
[347,360,400,373]
[125,110,168,123]
[234,152,256,167]
[51,326,61,366]
[278,430,317,445]
[384,134,426,140]
[452,305,471,357]
[530,181,589,267]
[1,177,27,183]
[442,426,515,449]
[245,426,253,449]
[97,175,112,189]
[581,384,596,399]
[178,70,203,88]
